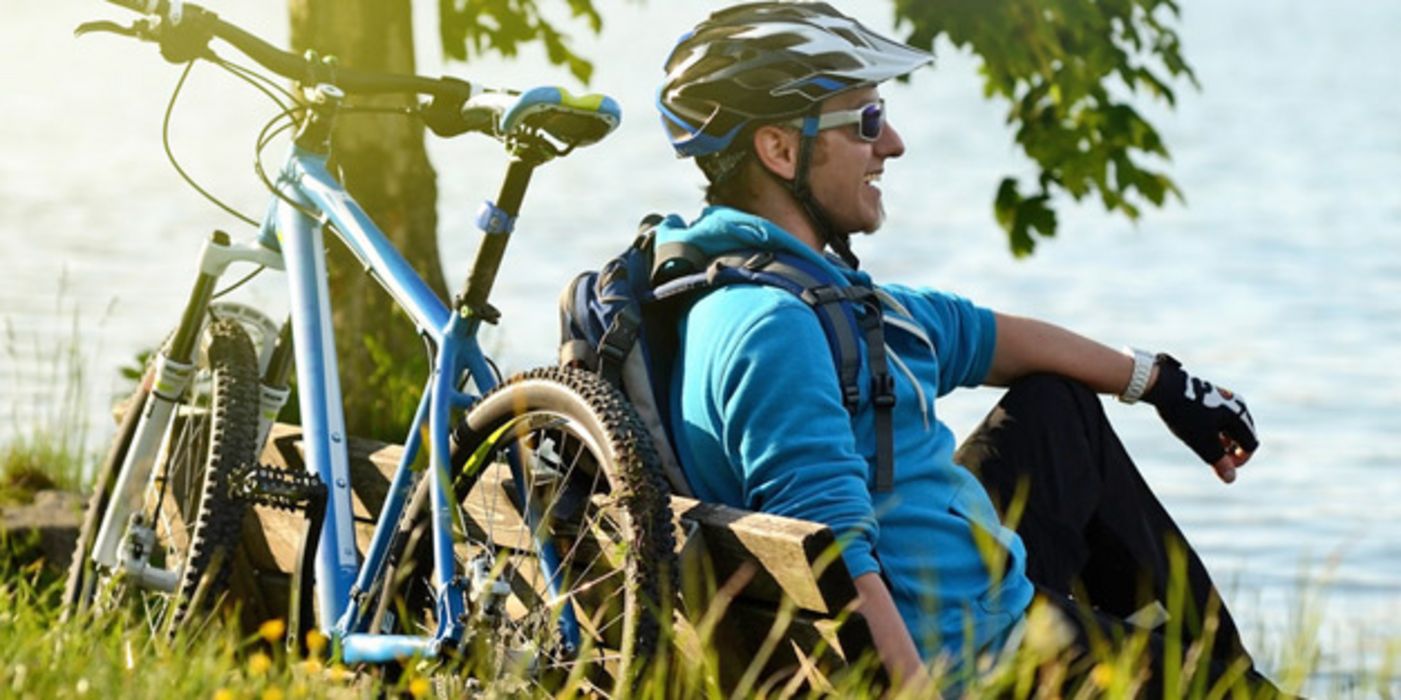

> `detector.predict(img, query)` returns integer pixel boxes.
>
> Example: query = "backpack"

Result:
[558,214,896,495]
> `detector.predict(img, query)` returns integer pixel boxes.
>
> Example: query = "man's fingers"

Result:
[1218,433,1254,468]
[1232,423,1261,453]
[1212,455,1238,484]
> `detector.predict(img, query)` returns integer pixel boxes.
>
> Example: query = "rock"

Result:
[0,489,84,572]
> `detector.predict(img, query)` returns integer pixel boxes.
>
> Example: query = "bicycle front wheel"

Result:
[63,318,259,632]
[392,367,676,695]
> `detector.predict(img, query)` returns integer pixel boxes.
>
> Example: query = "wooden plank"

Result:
[671,496,858,615]
[243,425,861,619]
[239,424,875,688]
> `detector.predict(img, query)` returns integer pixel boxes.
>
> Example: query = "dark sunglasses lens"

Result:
[860,103,884,140]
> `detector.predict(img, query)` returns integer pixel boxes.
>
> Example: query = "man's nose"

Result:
[877,120,905,159]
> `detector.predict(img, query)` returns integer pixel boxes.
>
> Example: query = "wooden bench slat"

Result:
[236,424,873,689]
[247,425,858,615]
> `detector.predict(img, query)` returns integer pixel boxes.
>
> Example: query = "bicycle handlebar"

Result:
[96,0,621,147]
[103,0,477,101]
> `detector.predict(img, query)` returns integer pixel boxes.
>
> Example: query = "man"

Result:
[654,2,1287,695]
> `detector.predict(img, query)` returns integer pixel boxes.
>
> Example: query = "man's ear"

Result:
[750,124,798,181]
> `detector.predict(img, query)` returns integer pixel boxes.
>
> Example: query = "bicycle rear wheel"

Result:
[388,367,676,696]
[63,318,260,632]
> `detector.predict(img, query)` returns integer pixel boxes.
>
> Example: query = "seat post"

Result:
[457,157,537,318]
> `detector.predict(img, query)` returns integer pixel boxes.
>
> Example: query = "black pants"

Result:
[955,374,1288,697]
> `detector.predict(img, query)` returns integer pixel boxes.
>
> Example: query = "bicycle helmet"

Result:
[657,2,932,266]
[659,2,931,158]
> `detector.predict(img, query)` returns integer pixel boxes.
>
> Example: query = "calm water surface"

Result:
[3,0,1397,688]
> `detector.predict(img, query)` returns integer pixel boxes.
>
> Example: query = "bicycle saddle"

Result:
[465,86,621,149]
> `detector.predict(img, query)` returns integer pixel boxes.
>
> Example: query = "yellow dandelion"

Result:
[298,658,324,675]
[408,677,431,698]
[261,688,285,700]
[1090,662,1116,689]
[327,664,352,683]
[213,689,236,700]
[258,619,287,644]
[248,652,274,677]
[304,629,327,656]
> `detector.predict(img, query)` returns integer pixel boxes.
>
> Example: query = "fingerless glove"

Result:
[1143,354,1260,464]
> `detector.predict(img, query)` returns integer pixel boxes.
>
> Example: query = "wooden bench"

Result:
[241,424,875,690]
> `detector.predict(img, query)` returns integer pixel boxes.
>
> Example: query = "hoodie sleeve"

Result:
[675,286,881,580]
[883,284,997,395]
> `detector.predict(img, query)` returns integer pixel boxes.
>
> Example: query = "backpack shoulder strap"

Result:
[692,251,898,493]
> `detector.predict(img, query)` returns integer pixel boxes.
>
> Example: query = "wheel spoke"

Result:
[392,369,674,695]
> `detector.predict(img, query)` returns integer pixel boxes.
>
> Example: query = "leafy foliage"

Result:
[436,0,1196,256]
[438,0,604,84]
[892,0,1197,255]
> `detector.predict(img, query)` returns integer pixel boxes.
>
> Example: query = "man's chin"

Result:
[859,207,887,235]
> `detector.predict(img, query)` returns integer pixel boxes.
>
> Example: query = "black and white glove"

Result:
[1143,354,1260,482]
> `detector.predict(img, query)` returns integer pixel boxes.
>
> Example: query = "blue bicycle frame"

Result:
[260,116,579,664]
[77,0,622,668]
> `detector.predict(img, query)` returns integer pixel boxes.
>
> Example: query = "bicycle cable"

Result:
[253,107,322,222]
[250,103,422,223]
[199,54,314,299]
[162,61,260,228]
[210,264,266,301]
[212,54,297,113]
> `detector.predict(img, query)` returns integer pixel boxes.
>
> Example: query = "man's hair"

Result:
[700,149,754,207]
[698,125,763,207]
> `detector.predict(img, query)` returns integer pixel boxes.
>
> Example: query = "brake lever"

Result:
[74,19,156,41]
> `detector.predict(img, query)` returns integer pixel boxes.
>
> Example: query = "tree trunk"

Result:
[288,0,445,441]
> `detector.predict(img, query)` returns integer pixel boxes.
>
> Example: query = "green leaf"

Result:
[993,179,1059,258]
[438,0,604,86]
[893,0,1196,256]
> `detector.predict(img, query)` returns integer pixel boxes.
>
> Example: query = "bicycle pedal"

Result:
[229,464,327,513]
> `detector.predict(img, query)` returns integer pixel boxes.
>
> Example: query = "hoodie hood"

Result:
[654,206,874,288]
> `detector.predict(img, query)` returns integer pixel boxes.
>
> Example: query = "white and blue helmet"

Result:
[658,2,933,162]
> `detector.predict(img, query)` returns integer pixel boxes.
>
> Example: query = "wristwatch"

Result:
[1118,347,1155,404]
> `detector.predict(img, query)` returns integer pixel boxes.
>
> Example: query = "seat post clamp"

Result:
[475,200,516,236]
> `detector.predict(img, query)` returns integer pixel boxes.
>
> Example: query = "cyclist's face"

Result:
[807,86,905,235]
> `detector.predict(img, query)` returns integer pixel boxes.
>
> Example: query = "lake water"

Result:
[3,0,1397,690]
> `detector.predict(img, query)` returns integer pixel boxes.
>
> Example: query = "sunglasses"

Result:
[788,100,886,142]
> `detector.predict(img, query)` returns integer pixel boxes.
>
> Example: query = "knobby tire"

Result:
[384,366,676,697]
[62,318,260,633]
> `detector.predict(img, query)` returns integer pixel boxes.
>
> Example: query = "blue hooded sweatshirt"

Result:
[658,206,1034,661]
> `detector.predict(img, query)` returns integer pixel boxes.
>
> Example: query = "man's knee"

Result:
[1000,373,1099,417]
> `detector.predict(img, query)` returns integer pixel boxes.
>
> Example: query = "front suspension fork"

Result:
[90,230,283,576]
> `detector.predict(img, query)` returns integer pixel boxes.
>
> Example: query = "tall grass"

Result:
[0,574,386,700]
[645,543,1400,700]
[1,284,99,502]
[2,561,1395,700]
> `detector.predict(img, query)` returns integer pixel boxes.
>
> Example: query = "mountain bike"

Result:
[61,0,675,692]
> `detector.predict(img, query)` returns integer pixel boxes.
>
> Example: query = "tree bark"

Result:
[288,0,445,440]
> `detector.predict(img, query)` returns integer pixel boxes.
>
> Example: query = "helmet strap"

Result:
[789,112,861,269]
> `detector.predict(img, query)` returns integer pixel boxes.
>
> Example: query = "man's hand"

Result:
[1143,354,1260,484]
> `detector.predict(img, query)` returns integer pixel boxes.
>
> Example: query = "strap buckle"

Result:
[871,372,896,408]
[800,284,848,307]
